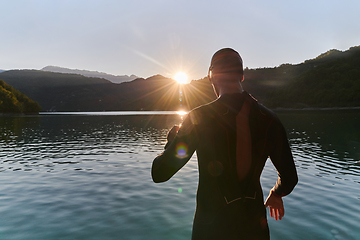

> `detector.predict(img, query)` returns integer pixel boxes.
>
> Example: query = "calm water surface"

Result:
[0,111,359,240]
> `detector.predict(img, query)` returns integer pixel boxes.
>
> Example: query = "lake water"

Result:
[0,111,359,240]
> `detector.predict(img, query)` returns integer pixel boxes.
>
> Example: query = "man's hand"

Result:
[164,125,180,149]
[264,188,284,221]
[167,125,180,142]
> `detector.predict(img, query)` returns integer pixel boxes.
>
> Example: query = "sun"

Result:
[174,72,188,84]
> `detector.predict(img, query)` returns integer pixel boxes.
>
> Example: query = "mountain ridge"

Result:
[0,70,214,111]
[41,66,139,84]
[1,45,359,111]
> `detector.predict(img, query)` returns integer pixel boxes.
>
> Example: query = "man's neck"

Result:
[218,82,244,96]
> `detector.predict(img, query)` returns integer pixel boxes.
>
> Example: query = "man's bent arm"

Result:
[151,115,197,183]
[269,119,298,197]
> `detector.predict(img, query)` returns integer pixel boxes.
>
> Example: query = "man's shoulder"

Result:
[244,92,279,123]
[255,102,277,119]
[185,98,219,126]
[189,98,218,115]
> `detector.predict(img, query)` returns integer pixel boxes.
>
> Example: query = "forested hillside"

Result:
[0,46,359,111]
[0,71,215,111]
[263,46,360,108]
[0,79,41,113]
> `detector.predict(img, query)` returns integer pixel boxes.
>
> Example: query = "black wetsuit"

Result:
[152,92,298,240]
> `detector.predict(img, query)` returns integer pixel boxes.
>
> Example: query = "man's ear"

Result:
[208,71,213,83]
[241,75,244,82]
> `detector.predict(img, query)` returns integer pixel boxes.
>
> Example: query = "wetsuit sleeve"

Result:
[151,113,198,183]
[268,119,298,197]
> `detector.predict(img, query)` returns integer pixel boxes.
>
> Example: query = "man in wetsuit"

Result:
[151,48,298,240]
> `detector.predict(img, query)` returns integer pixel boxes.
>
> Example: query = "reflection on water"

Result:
[0,111,359,240]
[278,110,360,180]
[270,110,360,240]
[0,114,183,172]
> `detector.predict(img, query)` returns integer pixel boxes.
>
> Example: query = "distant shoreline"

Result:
[1,107,360,116]
[273,106,360,112]
[0,112,40,116]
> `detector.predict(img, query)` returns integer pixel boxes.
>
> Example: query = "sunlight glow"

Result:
[174,72,188,84]
[176,111,188,116]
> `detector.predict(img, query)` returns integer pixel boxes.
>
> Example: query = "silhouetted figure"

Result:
[152,48,298,239]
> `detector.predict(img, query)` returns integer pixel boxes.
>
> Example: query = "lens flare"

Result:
[175,142,188,158]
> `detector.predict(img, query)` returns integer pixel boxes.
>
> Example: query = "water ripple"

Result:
[1,112,360,239]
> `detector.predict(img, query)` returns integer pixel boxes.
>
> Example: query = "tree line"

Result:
[0,79,41,113]
[262,46,360,108]
[0,45,359,112]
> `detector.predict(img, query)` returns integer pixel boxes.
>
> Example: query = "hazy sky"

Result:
[1,0,359,81]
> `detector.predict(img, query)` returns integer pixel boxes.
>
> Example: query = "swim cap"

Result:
[209,48,243,75]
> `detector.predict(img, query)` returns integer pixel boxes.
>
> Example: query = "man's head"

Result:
[208,48,244,82]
